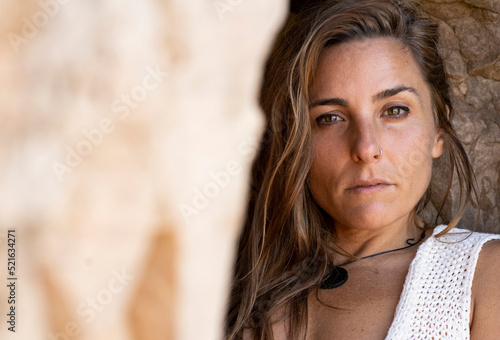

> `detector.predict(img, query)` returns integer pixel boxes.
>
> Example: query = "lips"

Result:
[346,179,392,193]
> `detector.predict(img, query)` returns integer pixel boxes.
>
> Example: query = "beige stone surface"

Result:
[0,0,286,339]
[421,0,500,233]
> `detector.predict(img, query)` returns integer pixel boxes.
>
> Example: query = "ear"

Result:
[445,105,451,120]
[432,105,449,159]
[432,128,445,159]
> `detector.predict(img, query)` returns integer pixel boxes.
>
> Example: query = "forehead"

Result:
[310,37,430,101]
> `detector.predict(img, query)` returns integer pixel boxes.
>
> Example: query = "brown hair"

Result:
[226,0,477,339]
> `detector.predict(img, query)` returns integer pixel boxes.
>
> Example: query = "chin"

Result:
[330,205,411,231]
[339,218,396,231]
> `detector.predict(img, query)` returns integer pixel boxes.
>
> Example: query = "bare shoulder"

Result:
[241,305,289,340]
[271,304,289,340]
[241,321,288,340]
[470,238,500,339]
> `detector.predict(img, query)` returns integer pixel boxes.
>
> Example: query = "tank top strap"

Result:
[386,225,500,339]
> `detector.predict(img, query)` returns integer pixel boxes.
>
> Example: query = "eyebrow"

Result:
[309,86,419,108]
[309,97,348,108]
[372,86,419,102]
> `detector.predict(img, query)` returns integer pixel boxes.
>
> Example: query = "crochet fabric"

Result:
[386,225,500,339]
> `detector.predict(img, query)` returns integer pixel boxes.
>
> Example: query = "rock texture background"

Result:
[420,0,500,233]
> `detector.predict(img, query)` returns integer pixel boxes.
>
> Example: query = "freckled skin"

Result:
[308,38,444,243]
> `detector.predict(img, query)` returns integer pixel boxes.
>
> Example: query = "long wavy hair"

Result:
[226,1,477,339]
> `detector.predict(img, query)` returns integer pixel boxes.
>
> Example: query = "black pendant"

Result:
[321,266,348,289]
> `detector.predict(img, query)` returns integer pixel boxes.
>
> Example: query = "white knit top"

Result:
[385,225,500,339]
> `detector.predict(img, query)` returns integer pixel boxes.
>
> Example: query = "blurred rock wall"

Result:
[0,1,286,339]
[421,0,500,233]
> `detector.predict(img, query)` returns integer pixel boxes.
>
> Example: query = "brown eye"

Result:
[324,115,338,122]
[316,113,343,125]
[384,106,410,118]
[388,107,400,115]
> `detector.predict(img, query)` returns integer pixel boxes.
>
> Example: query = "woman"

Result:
[226,0,500,339]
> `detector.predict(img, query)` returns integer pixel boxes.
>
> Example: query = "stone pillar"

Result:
[0,1,286,339]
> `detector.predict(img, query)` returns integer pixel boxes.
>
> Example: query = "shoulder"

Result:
[470,237,500,339]
[241,304,290,340]
[473,237,500,286]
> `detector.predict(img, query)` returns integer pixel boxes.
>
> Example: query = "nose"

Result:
[350,122,382,163]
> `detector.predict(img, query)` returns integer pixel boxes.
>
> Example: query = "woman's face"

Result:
[308,38,444,232]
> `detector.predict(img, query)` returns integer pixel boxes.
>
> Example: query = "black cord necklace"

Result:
[321,230,426,289]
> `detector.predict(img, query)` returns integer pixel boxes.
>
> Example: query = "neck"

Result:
[331,217,425,263]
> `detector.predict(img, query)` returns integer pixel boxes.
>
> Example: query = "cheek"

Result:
[392,129,435,189]
[308,145,328,192]
[310,137,328,174]
[308,141,335,198]
[309,135,344,177]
